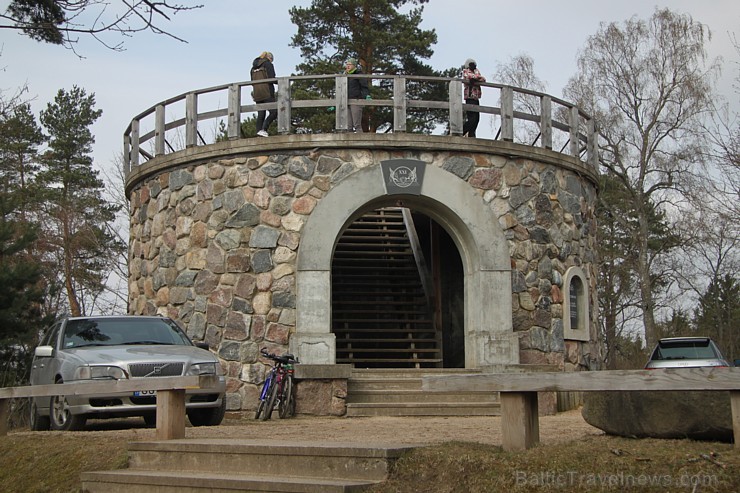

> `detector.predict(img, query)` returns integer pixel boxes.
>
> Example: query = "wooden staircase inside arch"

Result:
[332,207,500,417]
[332,207,440,369]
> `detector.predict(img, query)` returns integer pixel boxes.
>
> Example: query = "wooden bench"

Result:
[422,367,740,451]
[0,374,220,440]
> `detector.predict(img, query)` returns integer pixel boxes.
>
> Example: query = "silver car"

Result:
[644,336,731,369]
[30,315,226,431]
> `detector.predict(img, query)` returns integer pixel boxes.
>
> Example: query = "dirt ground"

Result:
[45,409,603,447]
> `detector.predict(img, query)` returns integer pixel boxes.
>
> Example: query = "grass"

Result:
[1,423,737,492]
[0,431,129,493]
[369,437,739,493]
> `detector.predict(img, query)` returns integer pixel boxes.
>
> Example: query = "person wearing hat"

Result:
[462,58,486,138]
[344,58,370,132]
[252,51,277,137]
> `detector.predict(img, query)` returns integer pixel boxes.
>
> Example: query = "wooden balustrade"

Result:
[124,74,599,176]
[0,375,221,440]
[423,367,740,451]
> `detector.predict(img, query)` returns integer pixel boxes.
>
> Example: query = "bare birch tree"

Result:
[564,9,720,350]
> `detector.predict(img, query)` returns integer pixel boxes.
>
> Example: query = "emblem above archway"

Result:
[381,159,426,195]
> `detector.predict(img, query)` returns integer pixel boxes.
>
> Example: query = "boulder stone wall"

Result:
[127,138,599,413]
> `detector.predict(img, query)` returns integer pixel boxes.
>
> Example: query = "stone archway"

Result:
[292,161,519,369]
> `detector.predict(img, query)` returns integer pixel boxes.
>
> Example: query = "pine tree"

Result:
[288,0,456,133]
[37,86,123,316]
[694,274,740,362]
[596,173,681,368]
[0,103,44,208]
[0,190,47,387]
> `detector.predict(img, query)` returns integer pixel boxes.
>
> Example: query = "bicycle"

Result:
[254,348,298,420]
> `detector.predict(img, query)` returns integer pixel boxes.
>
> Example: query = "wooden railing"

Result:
[123,74,599,176]
[0,375,220,439]
[423,367,740,451]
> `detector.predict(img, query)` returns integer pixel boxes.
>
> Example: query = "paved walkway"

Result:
[76,409,601,447]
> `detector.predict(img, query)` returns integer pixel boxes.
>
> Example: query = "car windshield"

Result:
[62,318,192,349]
[652,340,717,361]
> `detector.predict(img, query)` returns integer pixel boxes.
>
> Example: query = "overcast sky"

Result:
[1,0,738,175]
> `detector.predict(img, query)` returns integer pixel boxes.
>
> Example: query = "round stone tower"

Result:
[125,77,601,414]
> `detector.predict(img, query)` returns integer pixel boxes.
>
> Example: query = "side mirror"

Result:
[34,346,54,358]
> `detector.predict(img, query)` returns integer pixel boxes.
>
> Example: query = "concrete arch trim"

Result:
[293,162,518,368]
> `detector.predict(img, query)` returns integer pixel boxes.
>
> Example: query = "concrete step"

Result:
[82,440,418,493]
[348,369,483,391]
[346,389,500,404]
[345,369,498,417]
[345,401,501,417]
[81,469,380,493]
[126,440,413,481]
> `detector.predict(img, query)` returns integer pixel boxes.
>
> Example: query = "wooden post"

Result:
[540,95,552,149]
[587,118,599,170]
[393,76,407,133]
[732,390,740,450]
[156,389,186,440]
[130,119,140,168]
[123,132,131,177]
[500,86,514,142]
[154,104,165,156]
[336,76,349,132]
[500,391,539,451]
[277,77,291,135]
[448,80,463,135]
[227,84,241,140]
[0,399,8,437]
[185,92,198,148]
[569,106,579,157]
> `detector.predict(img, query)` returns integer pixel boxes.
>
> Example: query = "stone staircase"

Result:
[346,369,501,417]
[81,440,418,493]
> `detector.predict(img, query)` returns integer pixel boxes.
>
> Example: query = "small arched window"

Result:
[563,266,589,341]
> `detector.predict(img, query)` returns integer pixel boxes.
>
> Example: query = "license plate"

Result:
[133,390,157,397]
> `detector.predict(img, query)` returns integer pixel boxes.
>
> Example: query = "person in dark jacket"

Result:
[252,51,276,137]
[344,58,370,132]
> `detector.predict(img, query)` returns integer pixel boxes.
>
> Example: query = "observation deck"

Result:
[123,73,599,191]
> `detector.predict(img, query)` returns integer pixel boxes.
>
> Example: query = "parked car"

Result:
[644,336,731,369]
[30,315,226,431]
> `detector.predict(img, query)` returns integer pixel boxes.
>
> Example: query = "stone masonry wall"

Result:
[127,146,599,413]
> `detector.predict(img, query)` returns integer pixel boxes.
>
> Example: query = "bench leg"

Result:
[156,389,186,440]
[732,391,740,450]
[0,399,8,436]
[501,391,539,451]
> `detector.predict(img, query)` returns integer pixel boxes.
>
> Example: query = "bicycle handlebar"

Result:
[260,348,299,364]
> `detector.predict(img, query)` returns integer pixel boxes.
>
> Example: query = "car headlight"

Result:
[187,362,224,376]
[75,365,127,380]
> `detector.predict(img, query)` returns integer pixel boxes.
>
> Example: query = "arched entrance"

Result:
[331,207,464,369]
[292,160,519,370]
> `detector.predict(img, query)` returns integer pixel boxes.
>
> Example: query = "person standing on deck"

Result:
[345,58,371,132]
[462,58,486,138]
[252,51,277,137]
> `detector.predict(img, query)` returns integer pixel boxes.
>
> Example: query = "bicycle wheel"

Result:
[278,375,295,418]
[255,373,273,420]
[260,375,280,421]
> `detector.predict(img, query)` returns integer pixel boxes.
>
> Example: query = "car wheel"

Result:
[49,385,86,431]
[187,398,226,427]
[30,400,50,431]
[143,413,156,427]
